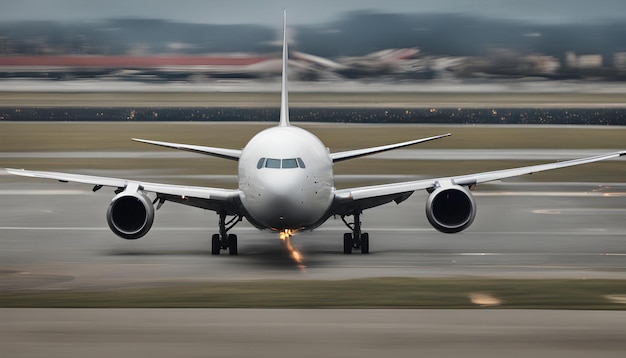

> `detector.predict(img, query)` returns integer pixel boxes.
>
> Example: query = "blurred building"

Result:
[614,52,626,73]
[525,54,560,74]
[565,52,603,69]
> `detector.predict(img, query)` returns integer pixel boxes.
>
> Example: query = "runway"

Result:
[2,148,624,160]
[2,309,626,358]
[1,175,625,291]
[1,129,625,357]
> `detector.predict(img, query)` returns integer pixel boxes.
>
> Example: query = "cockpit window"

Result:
[282,158,298,169]
[258,157,306,169]
[297,158,306,169]
[265,158,281,168]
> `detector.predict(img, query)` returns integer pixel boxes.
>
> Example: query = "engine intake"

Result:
[106,190,154,239]
[425,185,476,234]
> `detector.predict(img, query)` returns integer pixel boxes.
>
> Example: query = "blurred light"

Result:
[605,295,626,304]
[469,293,502,307]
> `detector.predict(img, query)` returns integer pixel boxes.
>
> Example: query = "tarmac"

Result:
[1,126,625,357]
[1,176,625,290]
[2,309,626,358]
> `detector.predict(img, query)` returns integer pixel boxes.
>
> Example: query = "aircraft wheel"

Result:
[228,234,238,256]
[211,234,221,255]
[361,232,369,254]
[343,233,353,254]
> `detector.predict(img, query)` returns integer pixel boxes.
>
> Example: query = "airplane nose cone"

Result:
[245,170,320,230]
[264,172,305,209]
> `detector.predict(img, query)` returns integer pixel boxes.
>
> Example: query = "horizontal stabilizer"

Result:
[330,133,450,163]
[133,138,241,161]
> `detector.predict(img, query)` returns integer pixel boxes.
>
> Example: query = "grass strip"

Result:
[1,278,626,309]
[2,92,626,107]
[2,123,626,152]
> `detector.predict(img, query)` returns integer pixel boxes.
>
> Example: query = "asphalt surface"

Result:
[1,173,625,290]
[2,149,623,160]
[2,309,626,358]
[2,147,626,358]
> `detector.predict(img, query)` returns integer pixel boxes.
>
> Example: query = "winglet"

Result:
[279,9,290,127]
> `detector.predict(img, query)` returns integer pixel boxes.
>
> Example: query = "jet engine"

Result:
[425,185,476,234]
[106,190,155,239]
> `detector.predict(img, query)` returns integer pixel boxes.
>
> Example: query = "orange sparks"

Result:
[279,229,305,270]
[279,229,294,240]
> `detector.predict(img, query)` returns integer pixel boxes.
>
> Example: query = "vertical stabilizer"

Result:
[279,9,290,127]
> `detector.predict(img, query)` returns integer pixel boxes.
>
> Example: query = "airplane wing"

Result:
[332,150,626,214]
[5,168,241,213]
[330,133,450,163]
[132,138,241,161]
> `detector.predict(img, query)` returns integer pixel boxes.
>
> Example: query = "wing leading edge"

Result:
[333,150,626,210]
[5,168,240,211]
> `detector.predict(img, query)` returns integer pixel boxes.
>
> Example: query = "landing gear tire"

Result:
[343,233,353,254]
[341,210,370,254]
[211,234,221,255]
[361,232,369,254]
[228,234,238,256]
[212,212,242,256]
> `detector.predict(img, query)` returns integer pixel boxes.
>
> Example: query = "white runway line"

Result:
[0,226,434,232]
[474,191,626,197]
[0,190,89,195]
[3,149,625,161]
[533,208,626,214]
[0,227,623,237]
[0,226,209,231]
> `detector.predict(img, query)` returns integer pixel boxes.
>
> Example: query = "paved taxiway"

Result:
[1,174,625,291]
[2,309,626,358]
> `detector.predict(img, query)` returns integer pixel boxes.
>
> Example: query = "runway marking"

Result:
[0,227,623,237]
[316,227,435,233]
[0,227,207,231]
[459,253,502,256]
[602,192,626,197]
[0,227,106,231]
[6,149,625,161]
[455,252,626,257]
[533,208,626,215]
[0,190,89,195]
[533,209,562,215]
[475,191,626,197]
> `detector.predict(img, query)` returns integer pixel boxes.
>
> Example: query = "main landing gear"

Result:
[212,212,242,256]
[341,210,369,254]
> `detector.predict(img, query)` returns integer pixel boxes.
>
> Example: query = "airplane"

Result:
[5,11,626,256]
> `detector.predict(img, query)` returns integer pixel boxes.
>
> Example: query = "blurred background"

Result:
[1,0,626,83]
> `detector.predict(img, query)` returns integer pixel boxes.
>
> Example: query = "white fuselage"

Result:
[238,126,334,230]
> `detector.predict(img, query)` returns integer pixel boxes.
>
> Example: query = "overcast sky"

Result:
[2,0,626,25]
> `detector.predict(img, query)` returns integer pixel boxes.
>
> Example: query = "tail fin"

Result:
[279,9,290,127]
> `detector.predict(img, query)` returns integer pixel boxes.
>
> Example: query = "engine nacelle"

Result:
[106,190,154,240]
[425,185,476,234]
